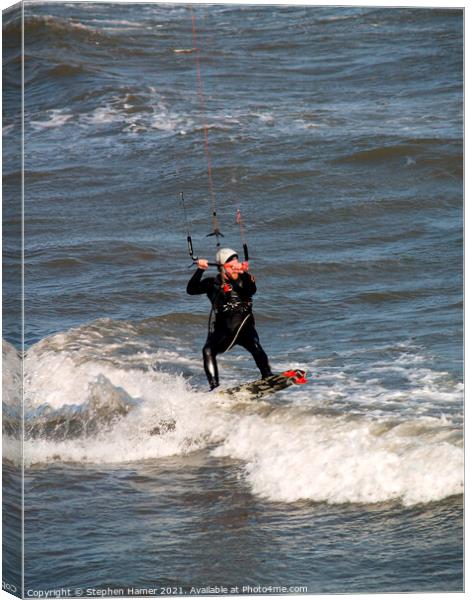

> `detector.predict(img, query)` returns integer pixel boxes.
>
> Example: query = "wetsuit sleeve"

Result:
[232,272,257,297]
[186,269,214,295]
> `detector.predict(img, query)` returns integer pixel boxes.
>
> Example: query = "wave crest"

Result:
[2,322,464,507]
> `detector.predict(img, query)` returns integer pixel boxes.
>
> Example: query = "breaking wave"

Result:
[212,410,462,506]
[2,317,463,507]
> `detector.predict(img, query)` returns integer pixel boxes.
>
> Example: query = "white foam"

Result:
[87,18,145,28]
[5,328,463,507]
[14,326,226,466]
[291,349,463,424]
[150,105,194,135]
[150,114,180,132]
[21,376,221,467]
[74,95,196,136]
[23,326,198,412]
[2,339,22,407]
[83,105,121,125]
[212,411,463,506]
[30,109,73,130]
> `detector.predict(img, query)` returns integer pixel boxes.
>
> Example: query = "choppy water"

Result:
[2,2,463,595]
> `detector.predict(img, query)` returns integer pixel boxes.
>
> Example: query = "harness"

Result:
[207,276,253,349]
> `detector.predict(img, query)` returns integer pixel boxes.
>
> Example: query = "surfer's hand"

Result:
[241,261,249,272]
[197,259,208,270]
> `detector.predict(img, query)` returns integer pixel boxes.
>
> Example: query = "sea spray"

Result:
[5,321,463,507]
[212,411,463,506]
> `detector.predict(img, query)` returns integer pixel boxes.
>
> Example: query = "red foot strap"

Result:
[282,369,308,385]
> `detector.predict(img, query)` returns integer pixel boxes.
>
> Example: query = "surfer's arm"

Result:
[186,268,213,295]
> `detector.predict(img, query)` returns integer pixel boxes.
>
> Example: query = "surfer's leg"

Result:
[202,329,229,390]
[238,324,273,379]
[202,341,219,390]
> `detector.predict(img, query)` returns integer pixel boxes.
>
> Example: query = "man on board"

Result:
[187,247,273,390]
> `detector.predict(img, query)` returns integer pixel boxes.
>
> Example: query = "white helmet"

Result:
[216,247,238,265]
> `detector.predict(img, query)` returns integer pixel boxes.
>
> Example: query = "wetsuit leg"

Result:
[237,320,273,379]
[202,342,219,390]
[202,328,231,390]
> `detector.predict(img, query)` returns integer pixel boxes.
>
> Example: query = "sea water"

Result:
[2,2,463,594]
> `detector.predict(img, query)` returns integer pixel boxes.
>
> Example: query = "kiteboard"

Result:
[148,370,307,435]
[220,369,307,400]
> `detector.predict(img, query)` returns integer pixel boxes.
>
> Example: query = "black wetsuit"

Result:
[187,268,272,389]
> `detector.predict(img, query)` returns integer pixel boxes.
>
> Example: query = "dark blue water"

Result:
[2,3,463,596]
